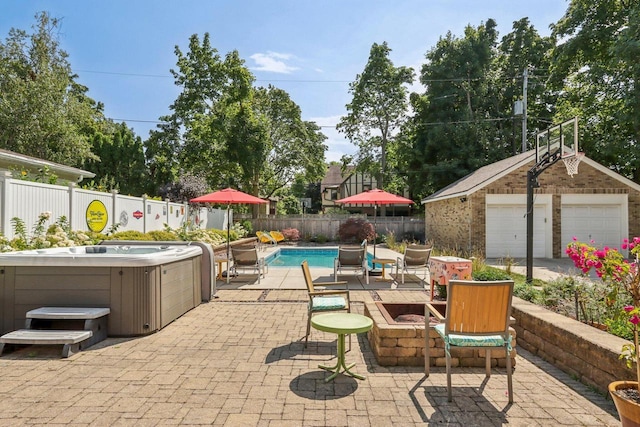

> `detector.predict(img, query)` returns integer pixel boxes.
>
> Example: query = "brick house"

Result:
[421,150,640,259]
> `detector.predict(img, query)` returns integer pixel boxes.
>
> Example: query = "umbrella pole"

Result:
[373,204,377,258]
[226,203,231,284]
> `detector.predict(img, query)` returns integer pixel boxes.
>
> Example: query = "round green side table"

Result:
[311,312,373,381]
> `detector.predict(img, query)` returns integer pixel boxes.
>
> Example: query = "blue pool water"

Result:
[266,247,374,268]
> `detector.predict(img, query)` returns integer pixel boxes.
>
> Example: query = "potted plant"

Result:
[566,237,640,426]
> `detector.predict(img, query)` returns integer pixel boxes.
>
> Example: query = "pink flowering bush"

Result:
[567,237,640,387]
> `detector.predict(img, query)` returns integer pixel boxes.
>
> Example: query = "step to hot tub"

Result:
[0,329,93,358]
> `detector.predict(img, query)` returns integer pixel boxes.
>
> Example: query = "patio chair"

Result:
[256,231,277,250]
[301,260,351,349]
[230,246,267,284]
[396,245,432,287]
[270,231,285,243]
[425,279,515,403]
[334,244,369,284]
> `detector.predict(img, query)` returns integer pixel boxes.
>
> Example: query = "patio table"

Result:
[311,312,373,381]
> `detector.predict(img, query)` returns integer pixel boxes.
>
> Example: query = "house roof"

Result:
[321,164,354,193]
[421,150,640,204]
[0,148,95,183]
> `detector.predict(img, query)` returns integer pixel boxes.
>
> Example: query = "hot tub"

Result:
[0,245,203,337]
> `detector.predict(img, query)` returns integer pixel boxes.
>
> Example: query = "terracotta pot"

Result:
[609,381,640,427]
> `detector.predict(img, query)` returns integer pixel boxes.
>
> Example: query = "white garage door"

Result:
[486,204,546,258]
[561,204,623,255]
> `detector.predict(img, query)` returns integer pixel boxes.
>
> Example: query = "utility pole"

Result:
[522,67,528,153]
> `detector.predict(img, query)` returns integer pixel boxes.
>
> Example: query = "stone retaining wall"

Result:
[512,297,634,394]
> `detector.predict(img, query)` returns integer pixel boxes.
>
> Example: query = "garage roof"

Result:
[421,150,640,204]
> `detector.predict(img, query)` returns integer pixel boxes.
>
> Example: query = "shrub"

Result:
[147,230,179,241]
[110,230,154,241]
[514,282,540,302]
[241,220,253,235]
[337,218,374,243]
[281,228,300,241]
[472,267,512,281]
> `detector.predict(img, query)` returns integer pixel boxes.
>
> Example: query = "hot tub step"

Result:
[0,329,93,358]
[25,307,110,349]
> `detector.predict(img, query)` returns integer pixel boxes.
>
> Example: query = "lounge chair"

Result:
[270,231,285,243]
[230,246,267,284]
[425,279,515,403]
[334,243,369,284]
[256,231,277,250]
[396,245,432,287]
[301,260,350,348]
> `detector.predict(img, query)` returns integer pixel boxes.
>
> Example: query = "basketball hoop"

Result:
[562,152,584,177]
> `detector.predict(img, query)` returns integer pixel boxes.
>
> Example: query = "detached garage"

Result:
[422,150,640,259]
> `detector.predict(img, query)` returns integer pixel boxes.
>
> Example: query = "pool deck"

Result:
[0,245,621,426]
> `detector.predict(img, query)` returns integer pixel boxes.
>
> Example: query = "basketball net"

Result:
[562,152,584,177]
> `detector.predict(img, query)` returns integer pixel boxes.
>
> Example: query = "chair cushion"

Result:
[310,296,346,310]
[434,323,506,347]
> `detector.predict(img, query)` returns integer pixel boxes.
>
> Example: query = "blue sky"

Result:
[1,0,569,162]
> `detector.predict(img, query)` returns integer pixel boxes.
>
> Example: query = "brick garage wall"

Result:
[513,297,634,394]
[426,157,640,257]
[425,197,471,251]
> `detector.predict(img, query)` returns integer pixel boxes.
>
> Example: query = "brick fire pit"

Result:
[364,301,517,368]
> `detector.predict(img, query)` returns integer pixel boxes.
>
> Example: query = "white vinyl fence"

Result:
[0,174,228,239]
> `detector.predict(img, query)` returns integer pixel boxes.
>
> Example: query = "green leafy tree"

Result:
[0,12,99,167]
[148,33,328,216]
[408,20,499,195]
[83,122,148,195]
[550,0,640,182]
[337,42,414,191]
[495,18,556,154]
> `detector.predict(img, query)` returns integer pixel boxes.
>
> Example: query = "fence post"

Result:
[143,195,148,233]
[68,182,76,231]
[112,190,119,231]
[0,172,11,237]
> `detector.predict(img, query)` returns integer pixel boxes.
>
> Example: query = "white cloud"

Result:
[249,51,299,74]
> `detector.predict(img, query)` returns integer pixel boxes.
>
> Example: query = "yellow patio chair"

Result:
[301,260,351,349]
[256,231,277,249]
[425,279,515,403]
[270,231,285,243]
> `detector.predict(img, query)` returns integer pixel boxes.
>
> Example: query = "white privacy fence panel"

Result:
[71,188,114,232]
[2,179,71,238]
[146,199,168,232]
[0,175,191,239]
[115,195,145,232]
[166,203,187,229]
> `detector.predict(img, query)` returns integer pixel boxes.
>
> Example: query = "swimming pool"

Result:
[266,247,374,268]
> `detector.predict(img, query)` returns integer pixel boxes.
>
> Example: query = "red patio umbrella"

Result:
[336,189,414,258]
[191,188,268,280]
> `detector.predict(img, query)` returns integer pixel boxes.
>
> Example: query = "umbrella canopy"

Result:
[336,188,414,206]
[191,188,268,282]
[190,187,268,205]
[336,189,414,258]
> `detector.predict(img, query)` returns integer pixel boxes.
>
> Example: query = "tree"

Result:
[83,122,148,196]
[337,42,414,191]
[550,0,640,182]
[253,86,327,198]
[0,12,99,167]
[495,18,556,154]
[408,20,499,196]
[148,33,328,216]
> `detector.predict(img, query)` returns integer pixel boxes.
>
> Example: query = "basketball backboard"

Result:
[536,117,579,163]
